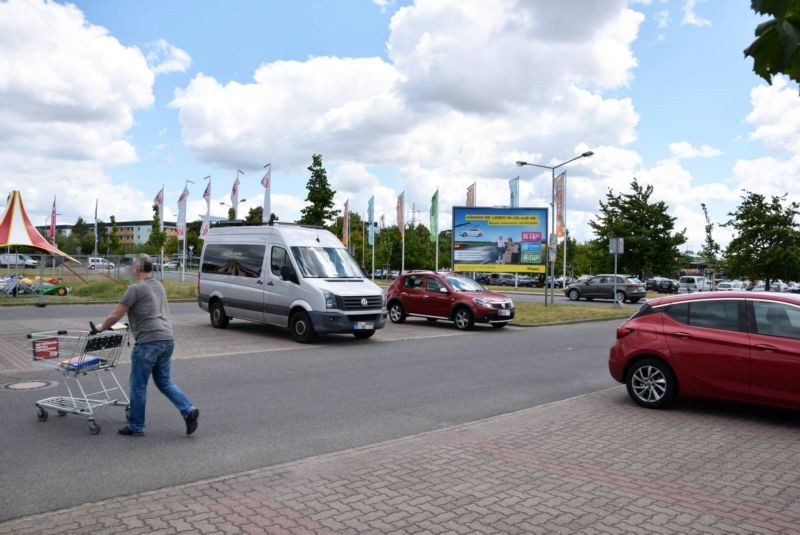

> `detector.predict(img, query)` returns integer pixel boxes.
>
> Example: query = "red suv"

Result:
[610,291,800,411]
[387,271,515,330]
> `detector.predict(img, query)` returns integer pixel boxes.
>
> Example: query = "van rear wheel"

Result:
[290,311,316,343]
[210,301,230,329]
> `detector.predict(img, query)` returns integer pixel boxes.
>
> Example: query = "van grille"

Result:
[340,296,383,310]
[347,314,381,322]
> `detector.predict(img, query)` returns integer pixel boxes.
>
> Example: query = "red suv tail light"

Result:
[616,327,635,339]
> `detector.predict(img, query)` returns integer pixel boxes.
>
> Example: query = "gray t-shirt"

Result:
[120,277,173,343]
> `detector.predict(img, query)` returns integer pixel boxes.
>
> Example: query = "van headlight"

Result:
[323,291,338,309]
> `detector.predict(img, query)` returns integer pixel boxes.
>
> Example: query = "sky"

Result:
[1,0,797,251]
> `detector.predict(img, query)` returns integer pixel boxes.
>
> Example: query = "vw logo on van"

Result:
[361,298,368,307]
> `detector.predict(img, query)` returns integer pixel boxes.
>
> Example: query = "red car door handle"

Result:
[674,332,691,338]
[755,344,778,351]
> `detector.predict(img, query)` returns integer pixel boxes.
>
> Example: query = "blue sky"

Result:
[1,0,796,250]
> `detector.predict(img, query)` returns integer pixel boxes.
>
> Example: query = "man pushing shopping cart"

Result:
[94,253,199,437]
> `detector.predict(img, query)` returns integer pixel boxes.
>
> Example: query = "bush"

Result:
[72,281,126,299]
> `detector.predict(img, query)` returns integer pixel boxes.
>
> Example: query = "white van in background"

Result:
[198,222,386,343]
[0,254,38,268]
[87,257,115,270]
[677,275,711,293]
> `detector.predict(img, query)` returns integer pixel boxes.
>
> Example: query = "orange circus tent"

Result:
[0,191,79,262]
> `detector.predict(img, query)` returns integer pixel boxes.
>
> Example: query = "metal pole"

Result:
[614,250,619,307]
[563,175,567,282]
[550,167,556,304]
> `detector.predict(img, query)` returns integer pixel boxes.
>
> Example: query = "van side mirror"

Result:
[280,265,298,284]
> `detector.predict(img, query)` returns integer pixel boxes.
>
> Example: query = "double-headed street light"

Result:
[516,150,594,306]
[220,199,247,220]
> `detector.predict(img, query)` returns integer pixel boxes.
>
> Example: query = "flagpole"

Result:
[563,174,568,281]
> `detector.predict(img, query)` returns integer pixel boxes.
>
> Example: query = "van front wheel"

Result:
[210,301,230,329]
[290,311,316,343]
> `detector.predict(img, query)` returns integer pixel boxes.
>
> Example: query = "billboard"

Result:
[452,206,548,274]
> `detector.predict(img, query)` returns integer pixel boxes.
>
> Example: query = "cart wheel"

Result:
[36,406,48,422]
[57,411,67,417]
[88,421,101,435]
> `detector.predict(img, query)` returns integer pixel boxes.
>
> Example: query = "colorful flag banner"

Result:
[231,171,242,219]
[177,185,189,240]
[396,191,404,232]
[261,163,271,223]
[509,177,519,208]
[154,186,164,232]
[367,195,375,246]
[466,182,476,207]
[200,181,211,238]
[429,189,438,242]
[49,196,56,244]
[555,171,566,241]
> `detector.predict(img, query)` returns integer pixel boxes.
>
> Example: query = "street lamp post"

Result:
[516,151,594,306]
[219,199,247,221]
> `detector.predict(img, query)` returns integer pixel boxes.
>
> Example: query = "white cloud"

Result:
[681,0,710,27]
[0,0,155,223]
[145,39,192,75]
[668,141,723,159]
[170,1,644,235]
[746,76,800,153]
[654,10,670,29]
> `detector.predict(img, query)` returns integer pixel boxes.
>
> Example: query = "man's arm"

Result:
[98,303,129,332]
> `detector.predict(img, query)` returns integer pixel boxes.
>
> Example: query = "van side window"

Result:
[271,246,292,276]
[202,244,265,278]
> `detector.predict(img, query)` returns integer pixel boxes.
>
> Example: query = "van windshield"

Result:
[291,246,363,278]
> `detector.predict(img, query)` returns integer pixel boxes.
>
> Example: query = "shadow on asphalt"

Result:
[606,388,800,429]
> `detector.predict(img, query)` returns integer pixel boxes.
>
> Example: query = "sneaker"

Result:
[118,425,144,437]
[185,408,199,435]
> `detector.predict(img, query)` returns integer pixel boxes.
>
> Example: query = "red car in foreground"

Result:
[387,271,515,330]
[609,292,800,410]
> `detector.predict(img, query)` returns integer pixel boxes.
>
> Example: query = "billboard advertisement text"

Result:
[452,206,548,274]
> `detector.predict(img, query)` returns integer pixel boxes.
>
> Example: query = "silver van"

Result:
[0,253,38,268]
[198,223,386,342]
[677,275,711,293]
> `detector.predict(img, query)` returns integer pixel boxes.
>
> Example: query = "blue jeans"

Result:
[128,340,193,433]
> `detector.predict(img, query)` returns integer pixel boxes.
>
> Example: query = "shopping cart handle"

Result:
[89,321,99,335]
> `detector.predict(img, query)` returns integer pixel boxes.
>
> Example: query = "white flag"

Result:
[261,163,271,223]
[200,181,211,238]
[177,185,189,240]
[154,187,164,232]
[232,170,243,219]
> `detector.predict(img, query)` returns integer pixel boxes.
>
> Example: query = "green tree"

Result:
[298,154,339,227]
[108,215,122,255]
[588,178,687,278]
[146,203,166,253]
[700,203,722,272]
[723,191,800,289]
[245,206,278,225]
[745,0,800,85]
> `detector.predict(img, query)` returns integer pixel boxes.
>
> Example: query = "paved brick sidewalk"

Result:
[3,387,800,534]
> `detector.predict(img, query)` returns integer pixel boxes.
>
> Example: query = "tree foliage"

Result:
[146,203,166,253]
[298,154,339,228]
[723,191,800,288]
[244,206,277,225]
[588,178,687,278]
[745,0,800,85]
[700,202,722,269]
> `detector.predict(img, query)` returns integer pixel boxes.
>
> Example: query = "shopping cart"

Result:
[28,323,130,434]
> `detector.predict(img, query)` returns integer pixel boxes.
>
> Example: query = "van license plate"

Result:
[498,309,511,317]
[354,322,374,330]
